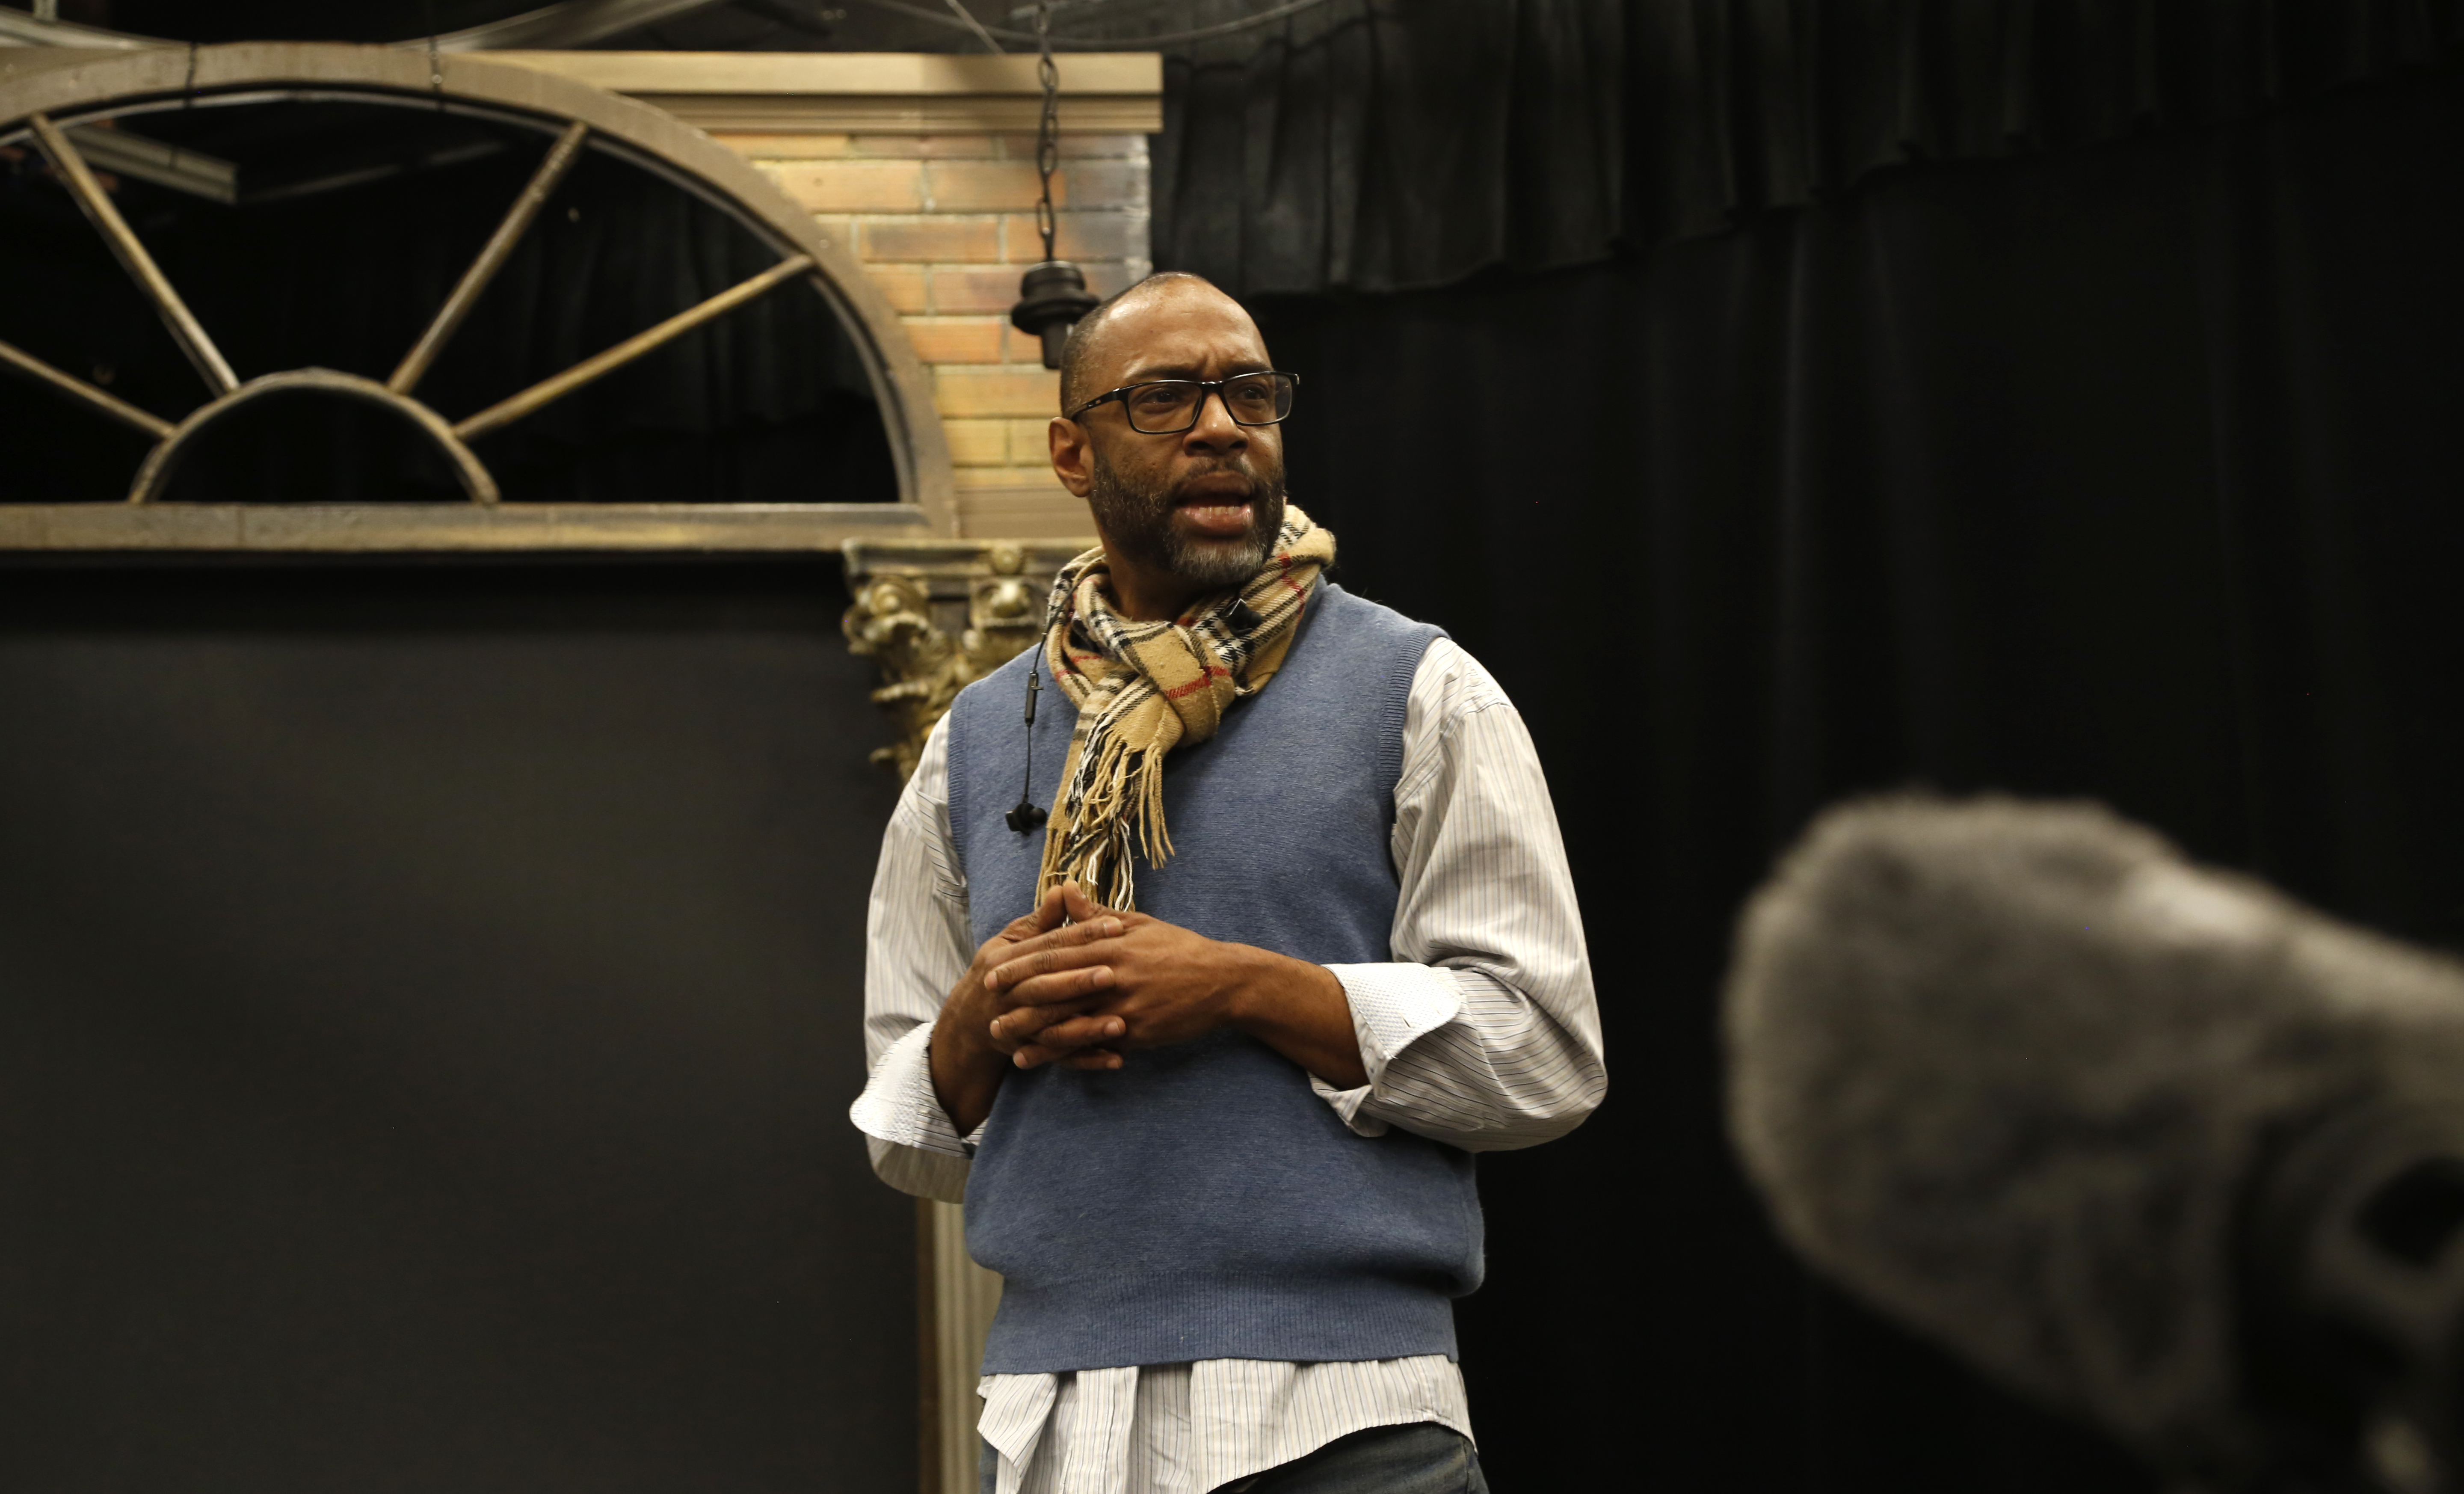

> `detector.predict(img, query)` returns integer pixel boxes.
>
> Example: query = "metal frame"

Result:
[1066,369,1301,432]
[0,44,957,551]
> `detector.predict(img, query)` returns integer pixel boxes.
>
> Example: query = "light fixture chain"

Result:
[1034,0,1059,263]
[427,0,445,110]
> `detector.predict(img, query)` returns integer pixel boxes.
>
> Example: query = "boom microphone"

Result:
[1724,795,2464,1492]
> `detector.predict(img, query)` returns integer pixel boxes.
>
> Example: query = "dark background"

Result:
[10,1,2464,1491]
[1245,33,2464,1494]
[0,561,914,1492]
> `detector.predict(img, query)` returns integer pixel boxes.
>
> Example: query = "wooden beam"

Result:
[28,112,240,395]
[0,503,936,553]
[453,255,815,442]
[390,121,590,395]
[485,50,1164,133]
[0,336,175,439]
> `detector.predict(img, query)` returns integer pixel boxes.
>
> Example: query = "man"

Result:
[852,272,1602,1494]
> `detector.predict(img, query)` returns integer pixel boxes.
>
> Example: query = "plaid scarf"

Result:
[1035,503,1336,909]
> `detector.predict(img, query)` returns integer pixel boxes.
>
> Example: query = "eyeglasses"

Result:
[1066,371,1300,434]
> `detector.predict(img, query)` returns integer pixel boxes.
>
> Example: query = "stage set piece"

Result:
[0,39,1149,1494]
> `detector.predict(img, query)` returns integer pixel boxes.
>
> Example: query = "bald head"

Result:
[1057,271,1254,413]
[1042,270,1289,620]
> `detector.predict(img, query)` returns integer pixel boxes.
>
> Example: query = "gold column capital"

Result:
[843,537,1092,780]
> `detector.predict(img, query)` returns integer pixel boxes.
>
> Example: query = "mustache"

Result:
[1165,462,1259,504]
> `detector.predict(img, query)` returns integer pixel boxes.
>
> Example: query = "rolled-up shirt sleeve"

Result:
[853,643,1601,1183]
[1314,639,1605,1151]
[849,714,980,1203]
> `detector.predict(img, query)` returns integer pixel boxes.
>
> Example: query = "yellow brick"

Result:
[1057,162,1146,212]
[901,316,1007,365]
[772,159,925,213]
[851,134,999,158]
[927,160,1048,211]
[861,215,1002,263]
[956,482,1095,542]
[1082,262,1138,298]
[1009,417,1058,465]
[863,263,929,313]
[1002,210,1148,265]
[936,366,1061,418]
[1002,324,1055,364]
[941,418,1011,466]
[930,265,1028,314]
[998,133,1146,160]
[708,132,852,160]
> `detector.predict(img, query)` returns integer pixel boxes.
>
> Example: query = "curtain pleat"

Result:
[1239,50,2464,1494]
[1126,0,2464,295]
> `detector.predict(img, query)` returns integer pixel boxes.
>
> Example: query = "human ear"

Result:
[1048,416,1093,498]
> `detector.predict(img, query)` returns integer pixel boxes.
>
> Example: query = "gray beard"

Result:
[1087,448,1287,593]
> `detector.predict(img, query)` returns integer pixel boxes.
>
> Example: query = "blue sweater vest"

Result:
[945,582,1480,1373]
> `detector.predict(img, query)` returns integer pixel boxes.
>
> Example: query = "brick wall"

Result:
[717,130,1149,539]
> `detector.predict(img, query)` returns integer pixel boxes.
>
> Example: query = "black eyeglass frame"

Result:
[1064,371,1301,434]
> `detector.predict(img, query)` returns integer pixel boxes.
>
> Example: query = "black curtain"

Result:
[1145,0,2464,296]
[1240,56,2464,1494]
[0,560,915,1493]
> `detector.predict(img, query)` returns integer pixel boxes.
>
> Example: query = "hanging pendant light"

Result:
[1008,1,1098,371]
[1013,263,1099,371]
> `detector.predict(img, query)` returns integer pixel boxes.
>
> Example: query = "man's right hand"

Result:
[929,882,1129,1135]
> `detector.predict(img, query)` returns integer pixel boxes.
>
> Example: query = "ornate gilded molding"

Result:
[842,537,1091,780]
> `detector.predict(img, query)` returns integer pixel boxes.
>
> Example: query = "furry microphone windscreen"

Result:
[1722,795,2464,1477]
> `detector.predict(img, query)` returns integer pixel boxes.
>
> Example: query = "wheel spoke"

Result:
[452,254,815,442]
[127,369,501,507]
[0,336,176,439]
[29,112,239,397]
[389,120,590,396]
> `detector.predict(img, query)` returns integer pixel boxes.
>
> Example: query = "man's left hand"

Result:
[983,884,1370,1089]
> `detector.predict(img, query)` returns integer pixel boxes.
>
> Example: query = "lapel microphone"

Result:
[1006,590,1250,834]
[1006,664,1048,833]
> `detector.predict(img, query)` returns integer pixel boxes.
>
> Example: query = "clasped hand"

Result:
[928,881,1365,1136]
[981,882,1239,1069]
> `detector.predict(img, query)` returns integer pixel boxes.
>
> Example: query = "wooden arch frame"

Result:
[0,43,956,550]
[127,368,505,506]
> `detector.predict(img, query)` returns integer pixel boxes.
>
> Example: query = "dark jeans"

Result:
[978,1421,1488,1494]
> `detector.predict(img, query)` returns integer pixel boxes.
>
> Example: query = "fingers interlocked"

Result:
[983,892,1132,1070]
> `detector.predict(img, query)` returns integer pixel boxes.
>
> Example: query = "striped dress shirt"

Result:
[852,636,1605,1494]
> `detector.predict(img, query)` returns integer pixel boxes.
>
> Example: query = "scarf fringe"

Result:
[1031,504,1334,910]
[1034,733,1175,909]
